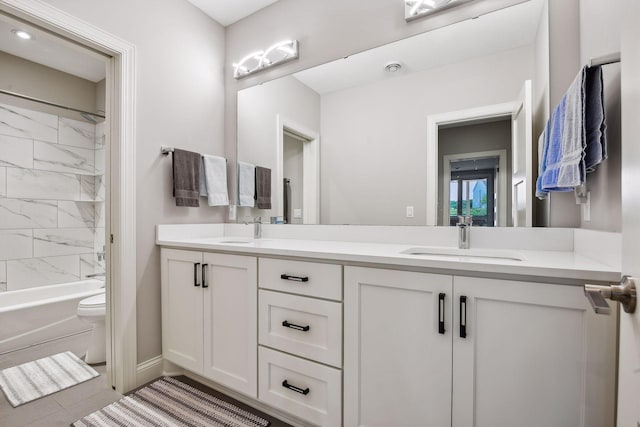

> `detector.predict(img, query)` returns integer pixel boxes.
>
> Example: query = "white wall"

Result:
[319,46,533,225]
[34,0,226,363]
[237,75,320,221]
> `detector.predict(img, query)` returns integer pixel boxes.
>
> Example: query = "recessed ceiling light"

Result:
[11,29,32,40]
[385,62,403,73]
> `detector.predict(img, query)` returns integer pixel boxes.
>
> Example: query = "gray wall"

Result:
[578,0,622,232]
[225,0,530,206]
[319,45,533,225]
[0,51,98,119]
[438,120,512,226]
[35,0,226,363]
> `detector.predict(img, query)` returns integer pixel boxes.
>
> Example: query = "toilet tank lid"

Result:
[79,293,105,307]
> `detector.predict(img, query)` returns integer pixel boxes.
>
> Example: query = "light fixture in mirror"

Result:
[233,39,299,79]
[237,0,547,226]
[405,0,474,22]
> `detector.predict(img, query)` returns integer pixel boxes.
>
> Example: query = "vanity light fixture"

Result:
[233,39,299,79]
[405,0,474,22]
[11,29,32,40]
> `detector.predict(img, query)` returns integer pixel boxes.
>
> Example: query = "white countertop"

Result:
[156,234,621,284]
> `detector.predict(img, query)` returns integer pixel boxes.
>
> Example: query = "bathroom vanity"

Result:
[157,225,619,427]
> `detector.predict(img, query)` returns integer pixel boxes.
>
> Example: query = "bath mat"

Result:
[0,351,99,407]
[73,376,271,427]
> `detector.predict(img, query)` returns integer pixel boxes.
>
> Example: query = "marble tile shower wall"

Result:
[0,103,105,292]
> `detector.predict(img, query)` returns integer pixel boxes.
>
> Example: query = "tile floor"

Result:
[0,334,293,427]
[0,332,121,427]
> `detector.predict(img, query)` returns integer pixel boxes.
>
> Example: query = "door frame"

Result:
[276,115,319,224]
[426,102,515,225]
[0,0,138,393]
[442,149,507,226]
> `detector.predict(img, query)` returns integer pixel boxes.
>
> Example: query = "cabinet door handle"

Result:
[282,380,310,395]
[280,274,309,282]
[194,262,200,287]
[460,295,467,338]
[282,320,310,332]
[202,264,208,288]
[438,293,446,334]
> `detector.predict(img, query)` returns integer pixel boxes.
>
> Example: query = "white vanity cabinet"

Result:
[344,267,617,427]
[451,276,617,427]
[161,248,258,398]
[257,258,343,427]
[344,267,454,427]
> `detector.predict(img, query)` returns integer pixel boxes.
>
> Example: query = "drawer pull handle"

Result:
[282,380,310,395]
[282,320,310,332]
[280,274,309,282]
[194,263,200,287]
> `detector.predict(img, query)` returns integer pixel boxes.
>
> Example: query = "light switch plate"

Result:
[293,208,302,218]
[406,206,414,218]
[228,205,237,221]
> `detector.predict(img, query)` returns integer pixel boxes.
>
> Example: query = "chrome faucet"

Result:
[457,215,472,249]
[97,245,106,262]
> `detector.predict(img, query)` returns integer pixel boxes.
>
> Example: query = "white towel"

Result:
[238,161,255,207]
[199,155,229,206]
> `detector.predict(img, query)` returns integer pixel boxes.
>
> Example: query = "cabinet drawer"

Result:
[259,258,342,300]
[259,290,342,367]
[258,347,341,427]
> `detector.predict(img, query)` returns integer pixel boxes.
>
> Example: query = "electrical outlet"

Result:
[293,208,302,218]
[228,205,237,221]
[406,206,414,218]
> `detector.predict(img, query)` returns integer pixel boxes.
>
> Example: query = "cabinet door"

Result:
[344,267,453,427]
[202,253,258,397]
[161,248,204,374]
[452,277,617,427]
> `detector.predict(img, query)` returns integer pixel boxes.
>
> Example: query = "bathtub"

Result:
[0,279,105,355]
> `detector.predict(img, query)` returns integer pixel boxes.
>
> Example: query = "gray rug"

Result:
[0,351,99,407]
[73,376,271,427]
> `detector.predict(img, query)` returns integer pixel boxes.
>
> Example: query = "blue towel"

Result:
[584,65,607,171]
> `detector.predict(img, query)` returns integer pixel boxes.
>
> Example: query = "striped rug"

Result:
[73,376,270,427]
[0,351,99,407]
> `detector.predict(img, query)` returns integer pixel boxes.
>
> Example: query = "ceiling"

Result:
[0,12,107,82]
[293,0,544,95]
[187,0,280,26]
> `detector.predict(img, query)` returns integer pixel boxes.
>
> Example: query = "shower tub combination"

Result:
[0,279,104,355]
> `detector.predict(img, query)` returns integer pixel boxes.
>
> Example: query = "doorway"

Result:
[0,1,138,393]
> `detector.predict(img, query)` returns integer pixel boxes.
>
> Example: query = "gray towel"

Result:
[255,166,272,209]
[172,148,200,207]
[584,65,607,171]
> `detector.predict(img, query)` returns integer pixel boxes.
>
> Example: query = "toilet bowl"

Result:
[77,291,106,364]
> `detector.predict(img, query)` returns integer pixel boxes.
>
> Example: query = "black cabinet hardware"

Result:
[202,264,208,288]
[194,263,200,287]
[282,380,310,395]
[460,295,467,338]
[282,320,310,331]
[438,293,446,334]
[280,274,309,282]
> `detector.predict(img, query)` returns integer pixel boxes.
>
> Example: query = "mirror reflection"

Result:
[237,0,547,226]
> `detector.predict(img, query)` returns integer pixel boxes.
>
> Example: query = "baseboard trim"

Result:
[136,355,164,386]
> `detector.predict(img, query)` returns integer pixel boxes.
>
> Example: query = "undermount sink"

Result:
[219,239,253,244]
[401,247,525,262]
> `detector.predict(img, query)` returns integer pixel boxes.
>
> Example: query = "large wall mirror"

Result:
[237,0,548,227]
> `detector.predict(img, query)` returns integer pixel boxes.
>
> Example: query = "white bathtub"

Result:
[0,279,105,355]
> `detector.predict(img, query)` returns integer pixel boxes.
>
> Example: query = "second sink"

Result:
[401,247,525,261]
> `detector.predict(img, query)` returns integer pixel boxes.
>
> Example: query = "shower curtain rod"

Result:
[0,89,106,119]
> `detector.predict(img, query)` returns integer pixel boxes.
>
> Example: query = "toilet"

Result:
[77,291,106,364]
